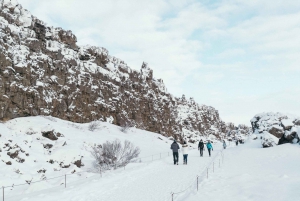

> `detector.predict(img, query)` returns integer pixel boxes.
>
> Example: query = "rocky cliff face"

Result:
[0,0,233,141]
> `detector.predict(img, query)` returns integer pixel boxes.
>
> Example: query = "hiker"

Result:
[206,140,213,157]
[182,141,188,165]
[198,139,205,157]
[236,139,238,146]
[170,140,180,165]
[223,140,227,149]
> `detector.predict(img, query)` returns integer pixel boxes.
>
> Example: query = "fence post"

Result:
[171,192,174,201]
[207,168,208,179]
[2,187,4,201]
[65,174,66,188]
[197,176,199,191]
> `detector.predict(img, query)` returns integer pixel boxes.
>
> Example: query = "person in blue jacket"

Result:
[206,140,213,157]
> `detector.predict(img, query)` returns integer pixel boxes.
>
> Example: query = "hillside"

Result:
[0,116,172,198]
[0,0,251,141]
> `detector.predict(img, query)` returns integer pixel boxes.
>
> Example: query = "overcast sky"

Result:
[19,0,300,125]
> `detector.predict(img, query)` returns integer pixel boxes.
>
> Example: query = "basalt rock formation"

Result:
[0,0,234,141]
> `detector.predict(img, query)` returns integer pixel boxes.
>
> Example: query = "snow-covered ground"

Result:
[1,117,299,201]
[0,116,225,201]
[181,138,300,201]
[0,116,173,199]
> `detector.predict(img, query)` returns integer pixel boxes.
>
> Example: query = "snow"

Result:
[0,116,173,196]
[0,119,298,201]
[3,130,299,201]
[281,119,294,128]
[17,9,32,27]
[3,0,18,8]
[179,139,300,201]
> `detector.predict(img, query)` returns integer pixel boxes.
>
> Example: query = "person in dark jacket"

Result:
[170,140,180,165]
[223,140,227,149]
[206,140,213,157]
[198,139,205,157]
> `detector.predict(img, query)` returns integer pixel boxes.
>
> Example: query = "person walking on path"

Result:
[198,139,205,157]
[171,140,180,165]
[182,141,188,165]
[236,139,238,146]
[223,140,227,149]
[206,140,213,157]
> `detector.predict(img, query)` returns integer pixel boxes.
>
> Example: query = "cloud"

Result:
[217,48,245,59]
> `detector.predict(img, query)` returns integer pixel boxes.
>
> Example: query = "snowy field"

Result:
[1,117,299,201]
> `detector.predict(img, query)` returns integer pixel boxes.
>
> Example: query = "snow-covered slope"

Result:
[0,116,174,196]
[0,0,241,141]
[251,112,300,147]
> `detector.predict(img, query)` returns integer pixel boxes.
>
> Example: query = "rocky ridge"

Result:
[0,0,248,141]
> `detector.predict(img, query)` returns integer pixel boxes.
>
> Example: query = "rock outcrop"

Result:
[251,112,300,146]
[0,0,234,141]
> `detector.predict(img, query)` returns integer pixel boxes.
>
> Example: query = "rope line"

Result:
[171,149,223,199]
[2,151,171,190]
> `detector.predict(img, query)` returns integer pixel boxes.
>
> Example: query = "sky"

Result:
[18,0,300,125]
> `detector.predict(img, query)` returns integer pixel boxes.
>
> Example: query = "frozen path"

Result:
[7,146,222,201]
[181,140,300,201]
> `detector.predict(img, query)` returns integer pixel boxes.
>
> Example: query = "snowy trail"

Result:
[7,147,222,201]
[180,141,300,201]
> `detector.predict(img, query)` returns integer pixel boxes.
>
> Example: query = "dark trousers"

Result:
[208,148,211,156]
[183,154,188,164]
[199,148,204,156]
[173,152,178,164]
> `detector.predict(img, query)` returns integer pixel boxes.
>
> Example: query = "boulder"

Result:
[74,159,84,168]
[42,130,58,141]
[268,126,284,138]
[294,119,300,126]
[7,150,19,159]
[43,144,53,149]
[281,119,294,130]
[284,131,297,141]
[262,139,273,148]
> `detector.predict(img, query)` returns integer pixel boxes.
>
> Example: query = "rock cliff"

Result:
[0,0,237,141]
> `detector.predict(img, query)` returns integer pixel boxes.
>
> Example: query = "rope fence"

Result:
[1,147,230,201]
[170,149,224,201]
[1,151,172,201]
